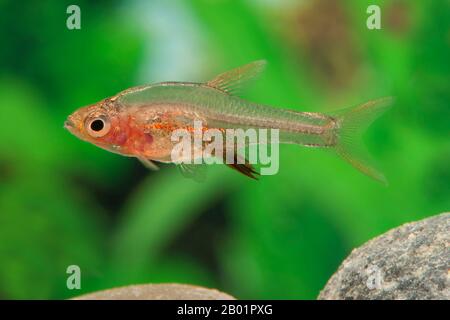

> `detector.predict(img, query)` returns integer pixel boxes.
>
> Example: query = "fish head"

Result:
[65,99,127,154]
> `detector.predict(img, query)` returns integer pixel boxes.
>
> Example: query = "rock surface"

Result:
[74,283,235,300]
[319,212,449,300]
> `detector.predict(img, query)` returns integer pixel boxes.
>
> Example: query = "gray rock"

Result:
[73,283,235,300]
[319,212,449,300]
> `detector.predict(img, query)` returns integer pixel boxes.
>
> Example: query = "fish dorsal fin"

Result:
[206,60,267,95]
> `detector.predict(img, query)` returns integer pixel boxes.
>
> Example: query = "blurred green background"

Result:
[0,0,448,299]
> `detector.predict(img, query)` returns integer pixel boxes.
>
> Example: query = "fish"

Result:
[65,60,393,183]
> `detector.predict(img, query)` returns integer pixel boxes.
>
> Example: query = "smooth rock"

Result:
[73,283,235,300]
[319,212,449,300]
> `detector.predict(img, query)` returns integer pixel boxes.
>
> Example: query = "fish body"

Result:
[65,60,392,182]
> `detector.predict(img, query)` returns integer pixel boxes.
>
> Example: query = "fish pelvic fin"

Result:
[138,157,160,171]
[206,60,266,95]
[333,97,394,185]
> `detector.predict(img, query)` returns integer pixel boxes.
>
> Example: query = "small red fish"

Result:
[65,61,392,182]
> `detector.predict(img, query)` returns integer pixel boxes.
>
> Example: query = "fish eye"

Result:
[86,116,111,138]
[90,119,104,131]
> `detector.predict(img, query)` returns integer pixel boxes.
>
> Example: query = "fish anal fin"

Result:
[223,150,259,180]
[206,60,266,95]
[226,163,259,180]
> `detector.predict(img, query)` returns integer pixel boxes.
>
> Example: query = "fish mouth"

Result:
[64,119,74,130]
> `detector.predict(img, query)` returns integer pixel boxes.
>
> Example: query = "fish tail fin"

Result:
[332,97,394,185]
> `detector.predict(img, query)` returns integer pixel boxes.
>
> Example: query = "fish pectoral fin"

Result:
[177,163,208,182]
[138,157,160,171]
[206,60,266,95]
